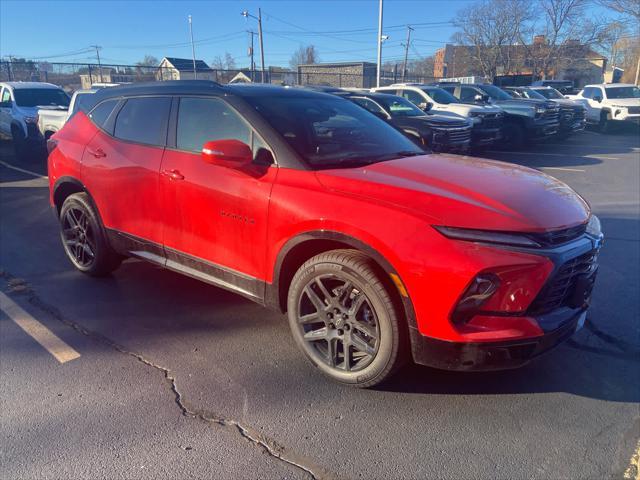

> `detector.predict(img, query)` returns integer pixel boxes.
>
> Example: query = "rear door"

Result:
[82,96,171,254]
[160,96,277,289]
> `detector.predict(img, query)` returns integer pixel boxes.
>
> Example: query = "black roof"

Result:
[83,81,341,111]
[164,57,212,71]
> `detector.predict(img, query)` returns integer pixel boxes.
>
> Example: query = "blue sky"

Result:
[0,0,483,67]
[0,0,611,68]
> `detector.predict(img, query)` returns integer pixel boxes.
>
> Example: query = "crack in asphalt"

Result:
[0,271,332,480]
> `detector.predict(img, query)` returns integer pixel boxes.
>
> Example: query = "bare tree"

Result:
[211,52,236,71]
[597,0,640,22]
[452,0,531,79]
[136,55,159,67]
[289,45,319,69]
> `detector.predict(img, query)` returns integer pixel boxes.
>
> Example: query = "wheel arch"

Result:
[267,231,418,332]
[53,176,94,215]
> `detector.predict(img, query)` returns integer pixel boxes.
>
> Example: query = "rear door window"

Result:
[114,97,171,146]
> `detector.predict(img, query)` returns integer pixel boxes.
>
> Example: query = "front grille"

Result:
[528,223,587,247]
[541,107,560,123]
[529,249,599,314]
[627,106,640,114]
[573,108,585,121]
[433,126,472,144]
[560,106,574,125]
[478,113,503,129]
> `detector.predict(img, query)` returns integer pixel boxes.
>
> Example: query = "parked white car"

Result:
[373,83,504,148]
[0,82,70,159]
[567,83,640,131]
[38,89,97,140]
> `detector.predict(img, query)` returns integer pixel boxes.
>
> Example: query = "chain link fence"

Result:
[1,60,436,91]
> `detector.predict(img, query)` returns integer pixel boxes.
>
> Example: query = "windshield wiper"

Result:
[392,150,423,157]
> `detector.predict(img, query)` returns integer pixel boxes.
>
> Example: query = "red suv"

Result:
[48,81,603,387]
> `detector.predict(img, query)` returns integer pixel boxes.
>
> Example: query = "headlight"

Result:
[535,105,546,115]
[433,226,541,247]
[469,112,483,117]
[586,215,601,237]
[611,105,627,109]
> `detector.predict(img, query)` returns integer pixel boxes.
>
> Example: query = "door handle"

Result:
[87,148,106,158]
[161,169,185,181]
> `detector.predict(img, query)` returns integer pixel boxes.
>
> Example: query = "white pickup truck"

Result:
[37,88,97,140]
[567,83,640,132]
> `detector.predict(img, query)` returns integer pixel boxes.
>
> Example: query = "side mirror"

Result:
[202,139,253,168]
[593,95,602,103]
[418,102,432,111]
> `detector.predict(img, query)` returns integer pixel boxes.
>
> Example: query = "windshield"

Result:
[605,86,640,99]
[376,95,425,117]
[246,95,423,169]
[536,88,564,99]
[421,87,459,104]
[13,88,70,108]
[521,88,547,100]
[478,85,512,101]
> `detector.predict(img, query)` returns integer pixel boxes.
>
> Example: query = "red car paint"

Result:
[49,105,594,362]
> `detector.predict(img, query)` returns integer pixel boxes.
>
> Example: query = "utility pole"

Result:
[91,45,103,82]
[401,25,413,82]
[247,31,258,81]
[635,55,640,86]
[242,9,266,83]
[188,15,197,79]
[376,0,383,87]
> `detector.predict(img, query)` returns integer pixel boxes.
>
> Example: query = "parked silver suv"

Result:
[0,82,70,159]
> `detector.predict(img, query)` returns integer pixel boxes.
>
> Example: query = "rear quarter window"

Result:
[88,99,119,129]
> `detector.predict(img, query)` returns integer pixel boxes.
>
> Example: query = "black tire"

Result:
[502,122,525,148]
[11,124,30,161]
[598,111,612,133]
[287,249,407,388]
[59,192,122,276]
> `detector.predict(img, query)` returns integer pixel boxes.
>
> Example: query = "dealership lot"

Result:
[0,129,639,479]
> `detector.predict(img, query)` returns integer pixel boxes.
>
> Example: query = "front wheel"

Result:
[59,193,122,276]
[598,111,612,133]
[287,249,407,388]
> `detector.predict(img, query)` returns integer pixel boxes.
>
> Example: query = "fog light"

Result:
[452,273,500,324]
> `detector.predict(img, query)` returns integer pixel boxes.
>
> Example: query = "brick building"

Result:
[433,40,606,88]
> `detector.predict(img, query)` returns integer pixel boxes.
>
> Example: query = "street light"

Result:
[242,9,265,83]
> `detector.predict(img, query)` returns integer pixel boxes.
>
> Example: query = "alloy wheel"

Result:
[61,207,96,268]
[296,274,380,372]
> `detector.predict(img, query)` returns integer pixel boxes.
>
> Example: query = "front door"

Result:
[160,96,277,294]
[0,87,12,136]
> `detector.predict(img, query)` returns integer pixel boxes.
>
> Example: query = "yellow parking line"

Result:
[0,291,80,364]
[624,439,640,480]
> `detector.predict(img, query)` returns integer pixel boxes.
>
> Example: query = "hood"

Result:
[606,98,640,107]
[15,106,39,117]
[551,98,584,109]
[315,154,589,233]
[397,114,469,128]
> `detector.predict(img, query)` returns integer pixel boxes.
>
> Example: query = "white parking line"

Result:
[0,291,80,364]
[0,160,48,179]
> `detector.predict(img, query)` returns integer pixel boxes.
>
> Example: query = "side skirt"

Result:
[105,229,266,304]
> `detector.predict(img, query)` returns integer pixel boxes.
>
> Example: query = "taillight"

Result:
[46,138,58,155]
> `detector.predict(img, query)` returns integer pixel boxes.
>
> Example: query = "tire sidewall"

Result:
[59,193,112,275]
[287,259,398,386]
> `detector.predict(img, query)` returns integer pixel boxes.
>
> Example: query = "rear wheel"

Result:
[59,193,122,276]
[287,249,407,388]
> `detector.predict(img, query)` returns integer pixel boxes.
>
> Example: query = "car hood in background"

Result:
[315,154,589,232]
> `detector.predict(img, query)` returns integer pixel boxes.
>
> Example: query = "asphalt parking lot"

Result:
[1,128,639,480]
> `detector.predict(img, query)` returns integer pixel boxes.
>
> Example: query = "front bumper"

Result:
[471,126,502,146]
[410,307,586,371]
[529,120,559,139]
